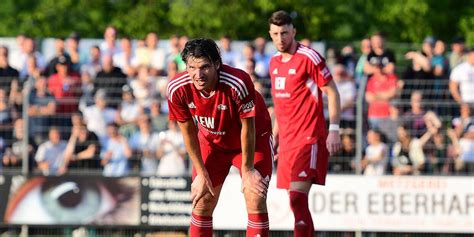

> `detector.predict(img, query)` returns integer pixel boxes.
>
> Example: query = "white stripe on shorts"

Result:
[310,144,318,169]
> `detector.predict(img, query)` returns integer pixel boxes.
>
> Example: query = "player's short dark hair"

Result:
[181,38,222,67]
[268,10,293,26]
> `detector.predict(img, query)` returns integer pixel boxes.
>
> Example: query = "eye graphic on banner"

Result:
[3,176,139,225]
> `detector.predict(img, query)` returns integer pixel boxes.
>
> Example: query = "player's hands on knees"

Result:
[241,168,269,199]
[191,174,215,208]
[326,131,342,156]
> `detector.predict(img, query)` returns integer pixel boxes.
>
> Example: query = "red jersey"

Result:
[48,73,81,114]
[269,44,332,151]
[366,74,398,119]
[167,65,272,151]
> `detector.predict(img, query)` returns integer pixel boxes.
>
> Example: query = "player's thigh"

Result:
[193,142,234,187]
[232,134,273,180]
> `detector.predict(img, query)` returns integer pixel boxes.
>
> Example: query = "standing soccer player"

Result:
[268,10,342,236]
[167,39,273,237]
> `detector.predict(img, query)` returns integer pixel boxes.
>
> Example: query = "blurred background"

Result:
[0,0,473,236]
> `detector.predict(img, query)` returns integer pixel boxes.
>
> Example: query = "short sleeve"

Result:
[450,66,462,82]
[307,55,333,88]
[168,89,192,122]
[234,72,257,119]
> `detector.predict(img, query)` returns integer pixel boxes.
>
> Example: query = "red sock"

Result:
[289,191,314,237]
[189,213,213,237]
[247,213,269,237]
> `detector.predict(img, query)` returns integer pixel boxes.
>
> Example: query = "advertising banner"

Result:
[214,174,474,233]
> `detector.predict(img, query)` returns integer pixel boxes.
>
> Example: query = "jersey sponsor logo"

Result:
[217,104,227,110]
[188,102,196,109]
[194,115,215,129]
[275,92,291,98]
[289,68,296,75]
[298,171,307,177]
[241,100,255,113]
[272,68,278,74]
[275,77,286,90]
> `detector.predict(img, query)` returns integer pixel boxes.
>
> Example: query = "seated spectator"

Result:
[253,36,270,78]
[0,88,15,125]
[128,115,161,176]
[44,38,72,77]
[451,103,473,138]
[0,46,19,78]
[101,123,132,177]
[35,127,67,176]
[362,129,388,175]
[80,45,102,79]
[365,61,398,129]
[156,121,186,176]
[63,122,101,171]
[130,65,156,108]
[116,85,142,138]
[149,99,168,133]
[94,55,127,108]
[447,124,474,174]
[82,89,118,144]
[219,35,239,67]
[113,36,137,77]
[78,71,95,111]
[391,124,438,175]
[377,100,402,144]
[332,131,355,173]
[449,48,474,104]
[2,119,37,171]
[28,76,57,144]
[427,131,449,175]
[332,64,356,128]
[21,54,42,81]
[403,90,427,138]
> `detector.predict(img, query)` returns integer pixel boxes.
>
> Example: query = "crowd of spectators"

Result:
[0,27,472,177]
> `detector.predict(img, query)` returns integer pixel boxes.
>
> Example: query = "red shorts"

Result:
[276,138,329,189]
[192,134,274,187]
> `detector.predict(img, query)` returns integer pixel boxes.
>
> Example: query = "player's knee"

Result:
[193,194,219,216]
[289,191,309,211]
[245,193,267,213]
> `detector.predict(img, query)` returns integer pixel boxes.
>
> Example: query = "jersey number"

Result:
[275,77,286,90]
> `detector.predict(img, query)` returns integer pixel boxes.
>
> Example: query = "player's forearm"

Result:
[177,120,207,175]
[325,81,341,125]
[241,117,256,172]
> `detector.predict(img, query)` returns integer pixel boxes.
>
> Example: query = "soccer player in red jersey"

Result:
[268,10,342,236]
[167,39,273,237]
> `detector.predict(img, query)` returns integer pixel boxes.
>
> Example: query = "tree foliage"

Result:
[0,0,472,44]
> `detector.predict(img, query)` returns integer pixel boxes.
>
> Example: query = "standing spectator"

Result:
[0,46,19,78]
[340,44,356,78]
[35,127,67,175]
[81,45,102,79]
[63,123,101,171]
[44,38,72,77]
[66,32,86,72]
[391,124,437,175]
[452,103,473,138]
[354,38,371,87]
[447,124,474,174]
[116,85,142,138]
[2,119,37,171]
[19,37,46,79]
[268,11,341,236]
[28,76,57,144]
[0,88,15,125]
[365,61,398,129]
[378,101,402,144]
[253,36,270,78]
[21,54,42,81]
[101,123,132,177]
[94,55,127,108]
[449,36,467,70]
[113,36,136,77]
[449,48,474,104]
[364,32,396,76]
[135,32,166,76]
[362,129,388,175]
[78,71,95,111]
[432,40,449,79]
[128,115,161,176]
[156,120,187,177]
[82,89,118,144]
[332,64,356,129]
[219,35,239,67]
[48,56,81,115]
[100,25,120,57]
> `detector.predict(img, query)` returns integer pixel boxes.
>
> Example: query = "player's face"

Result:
[186,56,219,93]
[269,24,296,53]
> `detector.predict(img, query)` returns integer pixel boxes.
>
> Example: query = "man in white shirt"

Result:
[450,48,474,104]
[35,127,67,175]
